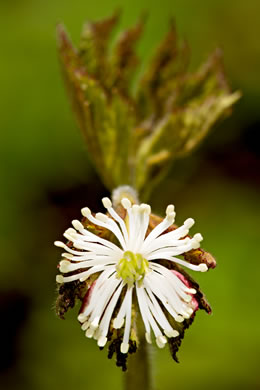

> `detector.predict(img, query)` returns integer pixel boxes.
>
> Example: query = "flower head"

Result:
[55,195,214,366]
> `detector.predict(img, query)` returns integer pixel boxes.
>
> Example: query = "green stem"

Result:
[124,333,152,390]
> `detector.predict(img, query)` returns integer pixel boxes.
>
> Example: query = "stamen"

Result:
[81,207,91,217]
[145,332,152,344]
[56,275,64,283]
[184,218,195,228]
[186,288,197,294]
[54,241,66,248]
[72,220,84,231]
[90,317,99,330]
[83,210,127,250]
[141,212,176,251]
[78,313,87,323]
[98,336,107,347]
[120,342,129,354]
[166,204,175,215]
[136,286,151,335]
[164,329,179,338]
[121,198,131,210]
[55,197,209,352]
[64,228,77,241]
[102,197,112,209]
[113,317,125,329]
[156,335,167,348]
[95,213,109,222]
[97,282,123,342]
[176,315,184,322]
[194,233,203,242]
[103,198,129,245]
[120,286,133,354]
[85,328,95,338]
[59,260,71,273]
[140,204,151,215]
[199,263,208,272]
[81,322,90,331]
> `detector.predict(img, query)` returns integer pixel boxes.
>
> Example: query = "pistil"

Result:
[116,251,149,286]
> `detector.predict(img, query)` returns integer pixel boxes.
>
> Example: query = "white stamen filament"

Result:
[120,286,133,354]
[97,282,124,344]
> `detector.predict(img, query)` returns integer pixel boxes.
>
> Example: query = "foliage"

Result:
[57,12,240,198]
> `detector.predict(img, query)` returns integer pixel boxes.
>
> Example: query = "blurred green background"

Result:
[0,0,259,389]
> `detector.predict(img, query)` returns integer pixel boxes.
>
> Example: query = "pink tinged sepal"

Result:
[172,270,199,313]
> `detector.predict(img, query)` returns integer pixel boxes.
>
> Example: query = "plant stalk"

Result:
[124,332,152,390]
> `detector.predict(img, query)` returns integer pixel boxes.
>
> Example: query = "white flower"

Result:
[55,197,207,354]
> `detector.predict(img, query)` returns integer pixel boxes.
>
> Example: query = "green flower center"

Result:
[116,251,149,286]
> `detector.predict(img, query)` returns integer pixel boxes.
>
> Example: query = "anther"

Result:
[81,207,91,217]
[186,288,197,294]
[56,275,64,283]
[95,213,109,222]
[61,253,74,259]
[113,317,124,329]
[184,218,195,228]
[120,342,129,354]
[90,317,100,330]
[72,220,84,231]
[65,228,76,235]
[132,204,139,213]
[176,315,184,323]
[59,260,71,273]
[166,204,175,215]
[78,313,87,323]
[85,328,95,338]
[140,204,151,214]
[81,322,89,331]
[194,233,203,242]
[121,198,131,209]
[145,332,152,343]
[102,197,112,209]
[54,241,66,248]
[199,263,208,272]
[98,336,107,347]
[164,329,179,338]
[63,232,77,241]
[166,211,175,223]
[191,238,200,249]
[156,335,167,348]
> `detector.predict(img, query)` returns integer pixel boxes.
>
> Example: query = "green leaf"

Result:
[79,11,120,87]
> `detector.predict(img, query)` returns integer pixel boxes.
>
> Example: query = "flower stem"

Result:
[124,332,152,390]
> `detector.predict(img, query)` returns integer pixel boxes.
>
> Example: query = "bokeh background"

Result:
[1,0,259,389]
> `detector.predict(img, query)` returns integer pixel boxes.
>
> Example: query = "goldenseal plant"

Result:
[55,186,215,371]
[55,12,238,385]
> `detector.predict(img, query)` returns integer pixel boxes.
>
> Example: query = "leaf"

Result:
[135,72,241,194]
[108,15,146,98]
[136,21,190,119]
[57,24,106,180]
[79,10,120,87]
[57,15,240,195]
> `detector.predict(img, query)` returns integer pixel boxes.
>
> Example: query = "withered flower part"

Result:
[55,189,215,369]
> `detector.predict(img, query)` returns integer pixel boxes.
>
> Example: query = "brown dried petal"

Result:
[184,247,216,269]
